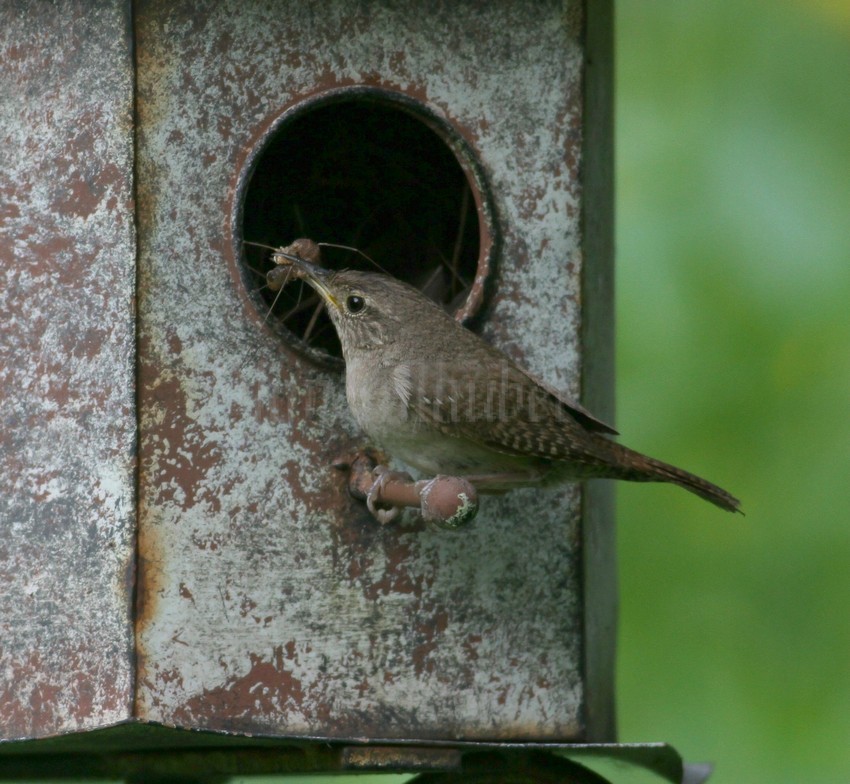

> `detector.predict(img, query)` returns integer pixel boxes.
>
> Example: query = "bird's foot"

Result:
[366,466,414,525]
[337,450,479,528]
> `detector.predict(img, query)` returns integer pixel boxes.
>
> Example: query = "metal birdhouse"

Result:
[1,1,703,780]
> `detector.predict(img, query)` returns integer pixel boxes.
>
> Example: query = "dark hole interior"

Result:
[240,99,480,361]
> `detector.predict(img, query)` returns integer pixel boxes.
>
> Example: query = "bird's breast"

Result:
[344,356,411,443]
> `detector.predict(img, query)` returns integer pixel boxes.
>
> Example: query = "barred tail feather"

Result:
[647,456,741,513]
[608,443,742,513]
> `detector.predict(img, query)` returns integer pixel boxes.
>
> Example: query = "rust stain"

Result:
[178,582,195,602]
[138,340,226,513]
[1,0,136,740]
[342,745,463,770]
[171,646,306,730]
[131,0,600,745]
[411,610,450,678]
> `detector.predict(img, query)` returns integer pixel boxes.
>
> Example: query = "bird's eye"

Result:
[346,295,365,314]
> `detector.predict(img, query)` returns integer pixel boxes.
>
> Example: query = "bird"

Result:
[266,241,741,516]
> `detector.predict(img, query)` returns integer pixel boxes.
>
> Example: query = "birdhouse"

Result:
[0,1,695,780]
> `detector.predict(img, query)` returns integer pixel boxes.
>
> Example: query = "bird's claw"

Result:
[366,466,414,525]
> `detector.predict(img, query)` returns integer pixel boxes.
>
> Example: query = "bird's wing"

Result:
[403,360,615,463]
[516,366,618,435]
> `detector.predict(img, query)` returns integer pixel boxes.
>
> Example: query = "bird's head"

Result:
[267,247,451,358]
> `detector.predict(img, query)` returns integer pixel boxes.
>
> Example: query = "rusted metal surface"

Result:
[342,744,463,771]
[133,0,610,742]
[0,1,136,739]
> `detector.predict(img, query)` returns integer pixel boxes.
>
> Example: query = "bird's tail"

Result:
[605,441,742,513]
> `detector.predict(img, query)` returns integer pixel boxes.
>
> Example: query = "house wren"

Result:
[267,240,741,514]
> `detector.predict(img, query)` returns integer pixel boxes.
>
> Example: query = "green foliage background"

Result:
[613,1,850,781]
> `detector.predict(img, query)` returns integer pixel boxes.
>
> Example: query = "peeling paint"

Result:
[0,1,136,739]
[132,0,595,743]
[0,0,613,749]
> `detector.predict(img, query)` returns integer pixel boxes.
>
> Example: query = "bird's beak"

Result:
[268,247,341,310]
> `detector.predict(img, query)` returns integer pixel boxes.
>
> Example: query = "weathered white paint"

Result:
[134,0,595,741]
[0,1,137,738]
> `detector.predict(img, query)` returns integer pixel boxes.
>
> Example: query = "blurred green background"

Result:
[613,0,850,781]
[14,1,849,783]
